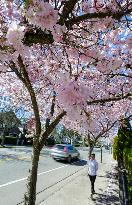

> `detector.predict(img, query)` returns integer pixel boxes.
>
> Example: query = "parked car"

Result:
[104,145,110,150]
[94,145,100,148]
[50,144,80,163]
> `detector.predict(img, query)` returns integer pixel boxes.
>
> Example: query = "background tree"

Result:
[81,111,118,156]
[0,110,21,146]
[60,126,74,144]
[0,110,21,130]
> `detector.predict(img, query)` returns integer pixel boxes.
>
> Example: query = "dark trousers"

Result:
[89,175,96,193]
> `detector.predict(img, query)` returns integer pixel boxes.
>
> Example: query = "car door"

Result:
[68,146,75,158]
[73,147,79,158]
[69,146,78,158]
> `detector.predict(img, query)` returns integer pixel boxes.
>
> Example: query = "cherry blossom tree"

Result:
[0,0,132,204]
[82,114,117,156]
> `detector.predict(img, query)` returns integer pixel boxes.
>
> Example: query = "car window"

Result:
[55,145,64,150]
[68,146,73,150]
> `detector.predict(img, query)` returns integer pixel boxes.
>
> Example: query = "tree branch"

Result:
[39,110,66,150]
[23,6,132,46]
[66,8,132,28]
[10,56,41,137]
[87,92,132,105]
[109,73,132,79]
[94,121,117,142]
[45,91,56,130]
[58,0,78,25]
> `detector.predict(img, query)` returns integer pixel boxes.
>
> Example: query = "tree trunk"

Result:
[88,145,94,158]
[1,132,5,147]
[22,111,66,205]
[87,134,94,158]
[24,147,40,205]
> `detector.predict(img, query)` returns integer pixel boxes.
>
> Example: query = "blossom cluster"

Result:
[25,0,58,31]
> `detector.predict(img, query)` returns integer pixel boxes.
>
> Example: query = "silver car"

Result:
[51,144,80,163]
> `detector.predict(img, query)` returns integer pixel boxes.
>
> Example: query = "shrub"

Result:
[0,136,17,145]
[113,135,119,160]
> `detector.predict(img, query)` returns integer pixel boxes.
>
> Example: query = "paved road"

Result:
[0,146,110,205]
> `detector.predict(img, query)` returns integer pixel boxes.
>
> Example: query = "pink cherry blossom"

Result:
[25,1,58,31]
[6,22,25,45]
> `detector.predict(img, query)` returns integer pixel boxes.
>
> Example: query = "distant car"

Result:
[105,145,110,150]
[94,145,100,148]
[9,133,19,138]
[51,144,80,163]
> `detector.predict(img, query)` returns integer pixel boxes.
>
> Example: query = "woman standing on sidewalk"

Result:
[87,153,98,194]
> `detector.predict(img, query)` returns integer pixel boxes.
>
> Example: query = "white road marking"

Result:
[0,164,68,188]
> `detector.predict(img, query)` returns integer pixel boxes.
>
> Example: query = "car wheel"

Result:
[77,154,80,161]
[67,155,72,163]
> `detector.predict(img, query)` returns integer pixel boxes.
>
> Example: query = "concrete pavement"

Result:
[39,155,120,205]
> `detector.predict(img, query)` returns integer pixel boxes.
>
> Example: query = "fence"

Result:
[118,160,129,205]
[123,148,132,204]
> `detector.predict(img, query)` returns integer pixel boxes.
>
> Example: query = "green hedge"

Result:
[113,135,118,160]
[112,125,132,203]
[0,136,17,145]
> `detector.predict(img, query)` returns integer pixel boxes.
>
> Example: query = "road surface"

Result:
[0,146,109,205]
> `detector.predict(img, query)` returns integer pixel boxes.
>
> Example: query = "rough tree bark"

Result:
[87,134,95,158]
[88,145,94,158]
[24,145,40,205]
[1,132,5,147]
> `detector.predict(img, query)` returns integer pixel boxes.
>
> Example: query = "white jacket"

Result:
[87,159,98,176]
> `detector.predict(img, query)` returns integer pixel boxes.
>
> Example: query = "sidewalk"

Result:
[39,155,120,205]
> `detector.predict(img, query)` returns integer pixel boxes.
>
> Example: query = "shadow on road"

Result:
[55,159,87,166]
[98,175,105,178]
[71,159,87,166]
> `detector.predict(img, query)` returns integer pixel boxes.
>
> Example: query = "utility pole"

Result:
[101,144,103,163]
